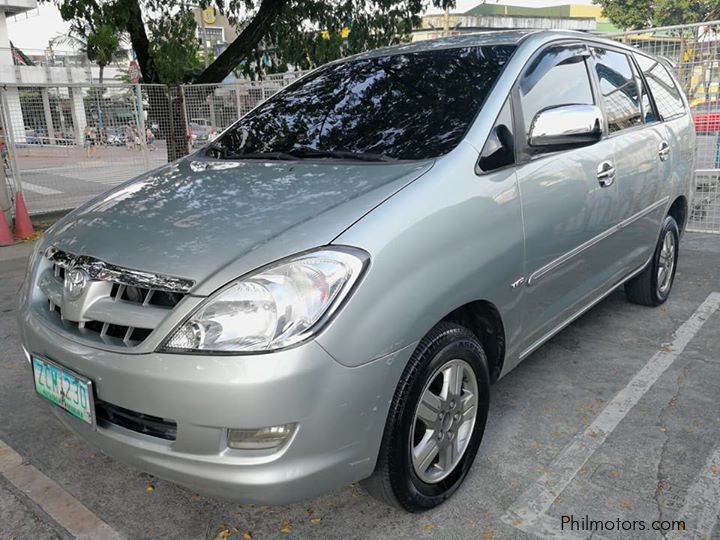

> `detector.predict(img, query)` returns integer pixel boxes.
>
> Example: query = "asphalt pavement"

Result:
[0,233,719,540]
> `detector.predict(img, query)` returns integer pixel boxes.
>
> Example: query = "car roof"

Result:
[337,30,645,62]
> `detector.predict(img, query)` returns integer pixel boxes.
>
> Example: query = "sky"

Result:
[6,0,597,51]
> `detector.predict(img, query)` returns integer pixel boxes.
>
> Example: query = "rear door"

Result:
[589,46,670,272]
[633,52,695,227]
[514,43,624,357]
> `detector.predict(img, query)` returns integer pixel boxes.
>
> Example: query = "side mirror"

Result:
[528,104,603,149]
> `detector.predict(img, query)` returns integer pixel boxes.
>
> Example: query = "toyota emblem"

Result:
[64,268,89,300]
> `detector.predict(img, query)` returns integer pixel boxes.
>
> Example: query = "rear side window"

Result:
[634,54,686,120]
[519,46,594,130]
[592,48,642,133]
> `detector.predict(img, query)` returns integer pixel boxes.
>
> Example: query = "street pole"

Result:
[199,9,210,68]
[135,84,150,171]
[443,7,450,37]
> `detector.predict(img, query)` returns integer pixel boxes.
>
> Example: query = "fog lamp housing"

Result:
[227,423,296,450]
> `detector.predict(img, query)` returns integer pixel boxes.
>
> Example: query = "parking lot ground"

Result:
[1,233,719,540]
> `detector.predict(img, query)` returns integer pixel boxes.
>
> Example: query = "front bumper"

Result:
[19,310,413,504]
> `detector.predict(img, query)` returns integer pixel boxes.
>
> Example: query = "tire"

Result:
[362,322,490,511]
[625,215,680,307]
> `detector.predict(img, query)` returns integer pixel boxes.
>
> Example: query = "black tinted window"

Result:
[593,48,642,132]
[209,46,516,161]
[520,47,594,129]
[478,98,514,172]
[634,54,686,120]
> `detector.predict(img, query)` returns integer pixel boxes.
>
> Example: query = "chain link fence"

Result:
[0,84,170,215]
[609,21,720,233]
[181,73,306,151]
[0,73,306,216]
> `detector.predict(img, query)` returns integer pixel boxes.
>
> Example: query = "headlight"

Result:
[18,240,43,304]
[27,240,43,273]
[161,247,368,353]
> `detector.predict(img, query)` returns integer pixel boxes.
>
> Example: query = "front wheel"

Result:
[362,322,490,511]
[625,215,679,307]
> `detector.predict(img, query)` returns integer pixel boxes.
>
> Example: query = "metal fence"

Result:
[0,84,169,216]
[609,21,720,233]
[0,73,306,217]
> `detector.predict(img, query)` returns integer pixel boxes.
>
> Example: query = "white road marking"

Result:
[0,438,123,539]
[502,292,720,539]
[21,182,62,195]
[668,446,720,540]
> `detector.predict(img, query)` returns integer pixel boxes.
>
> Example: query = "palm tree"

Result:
[51,25,128,84]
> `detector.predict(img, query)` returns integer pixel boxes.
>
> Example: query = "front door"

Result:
[513,43,624,358]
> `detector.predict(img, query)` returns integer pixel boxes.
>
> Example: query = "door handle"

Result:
[658,140,670,161]
[597,161,616,187]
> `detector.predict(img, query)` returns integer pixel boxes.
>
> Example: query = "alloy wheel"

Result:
[657,230,676,295]
[410,359,479,484]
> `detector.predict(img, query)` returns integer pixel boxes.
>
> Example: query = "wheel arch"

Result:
[442,300,506,383]
[668,195,688,234]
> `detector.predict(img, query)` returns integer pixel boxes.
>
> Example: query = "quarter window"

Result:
[592,48,643,133]
[478,98,514,173]
[634,61,658,123]
[634,54,686,120]
[519,46,594,131]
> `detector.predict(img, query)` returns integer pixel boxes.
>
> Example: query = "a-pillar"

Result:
[41,88,55,143]
[69,86,86,145]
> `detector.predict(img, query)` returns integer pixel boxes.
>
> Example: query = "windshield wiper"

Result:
[286,147,397,162]
[207,144,297,161]
[227,151,298,160]
[207,143,396,162]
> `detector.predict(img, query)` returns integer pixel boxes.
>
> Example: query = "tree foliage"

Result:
[198,0,454,81]
[51,2,126,83]
[44,0,456,84]
[594,0,720,29]
[148,12,203,84]
[256,0,425,75]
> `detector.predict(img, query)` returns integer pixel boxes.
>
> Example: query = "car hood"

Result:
[45,157,433,292]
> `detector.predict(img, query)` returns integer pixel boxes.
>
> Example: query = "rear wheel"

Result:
[362,322,490,511]
[625,215,679,307]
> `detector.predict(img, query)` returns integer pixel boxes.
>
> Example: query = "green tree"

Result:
[51,6,126,84]
[148,12,203,84]
[194,0,443,83]
[594,0,720,30]
[238,0,425,78]
[45,0,456,84]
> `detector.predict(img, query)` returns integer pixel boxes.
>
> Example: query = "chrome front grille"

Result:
[35,247,194,348]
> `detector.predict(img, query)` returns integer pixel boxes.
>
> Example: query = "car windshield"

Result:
[207,45,516,161]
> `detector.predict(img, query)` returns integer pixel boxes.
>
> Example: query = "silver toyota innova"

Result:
[18,30,694,511]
